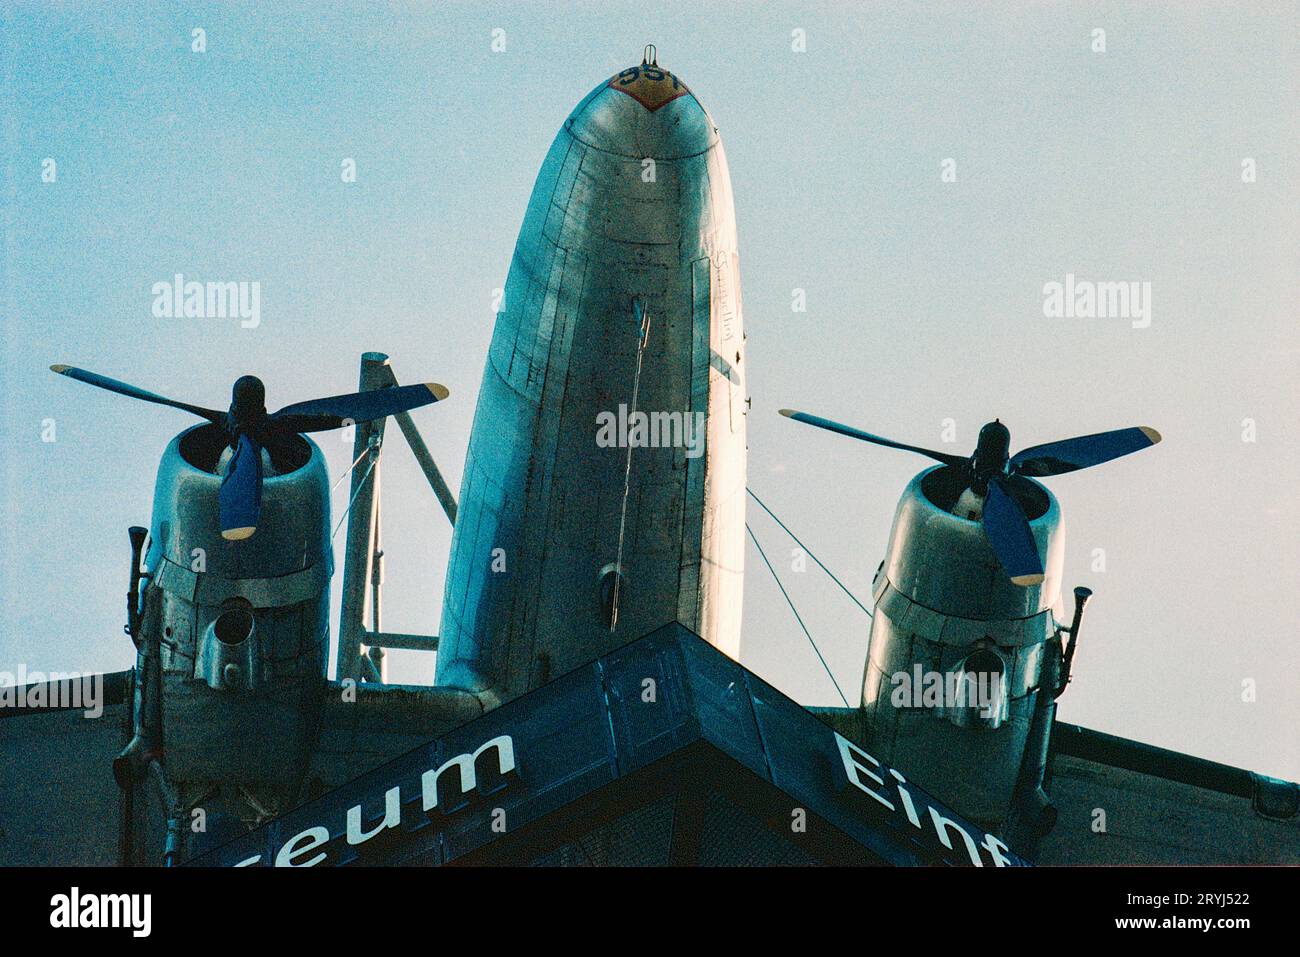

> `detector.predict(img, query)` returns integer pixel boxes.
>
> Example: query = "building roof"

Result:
[193,624,1026,866]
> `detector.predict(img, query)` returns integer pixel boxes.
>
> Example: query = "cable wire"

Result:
[746,522,851,708]
[747,486,872,618]
[611,298,651,632]
[332,455,378,541]
[332,446,370,493]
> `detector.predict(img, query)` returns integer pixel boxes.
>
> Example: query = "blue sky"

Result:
[2,2,1297,780]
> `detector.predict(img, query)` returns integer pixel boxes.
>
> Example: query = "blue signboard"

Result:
[193,624,1028,867]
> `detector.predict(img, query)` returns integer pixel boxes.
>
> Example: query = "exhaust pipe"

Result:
[1057,586,1092,695]
[114,527,162,790]
[1005,586,1091,852]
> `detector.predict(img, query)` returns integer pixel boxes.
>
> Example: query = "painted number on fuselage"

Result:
[608,66,691,112]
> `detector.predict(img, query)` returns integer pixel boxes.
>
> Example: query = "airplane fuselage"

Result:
[437,60,747,700]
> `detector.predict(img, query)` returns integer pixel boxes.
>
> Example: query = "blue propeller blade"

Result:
[219,434,263,541]
[271,382,449,433]
[779,409,966,467]
[982,479,1044,586]
[1011,426,1161,477]
[50,365,223,424]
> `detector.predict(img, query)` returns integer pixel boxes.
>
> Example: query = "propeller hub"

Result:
[230,375,267,425]
[972,419,1011,487]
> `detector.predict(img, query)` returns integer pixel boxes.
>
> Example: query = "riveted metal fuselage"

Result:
[437,65,747,699]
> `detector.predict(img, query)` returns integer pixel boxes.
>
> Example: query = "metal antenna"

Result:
[610,298,651,632]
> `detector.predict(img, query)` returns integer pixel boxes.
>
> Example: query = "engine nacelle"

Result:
[140,424,331,804]
[861,465,1066,837]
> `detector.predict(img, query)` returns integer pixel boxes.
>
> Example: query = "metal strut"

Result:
[334,352,456,682]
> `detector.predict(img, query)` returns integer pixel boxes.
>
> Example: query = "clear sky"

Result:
[3,2,1296,780]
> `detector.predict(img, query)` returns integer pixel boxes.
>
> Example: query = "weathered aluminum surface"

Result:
[437,62,747,699]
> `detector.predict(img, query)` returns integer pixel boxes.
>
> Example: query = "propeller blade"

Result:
[1010,426,1161,477]
[50,365,223,424]
[982,479,1045,586]
[778,409,966,467]
[271,383,449,433]
[219,434,263,541]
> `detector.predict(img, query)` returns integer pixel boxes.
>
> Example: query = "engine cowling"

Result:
[861,465,1065,834]
[140,423,331,805]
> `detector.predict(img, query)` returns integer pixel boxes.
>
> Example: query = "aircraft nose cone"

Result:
[567,56,717,160]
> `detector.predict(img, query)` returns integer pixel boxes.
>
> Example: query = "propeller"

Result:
[779,409,1161,587]
[52,365,449,541]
